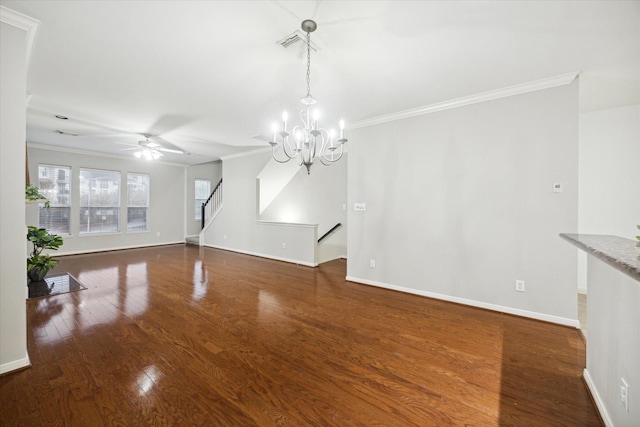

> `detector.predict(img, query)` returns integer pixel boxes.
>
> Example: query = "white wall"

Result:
[186,160,222,236]
[27,146,187,254]
[204,151,319,266]
[0,20,29,374]
[260,154,347,262]
[577,104,640,291]
[347,80,580,325]
[584,255,639,427]
[257,157,301,215]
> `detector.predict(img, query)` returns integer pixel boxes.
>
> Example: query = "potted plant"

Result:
[25,184,50,209]
[27,226,63,282]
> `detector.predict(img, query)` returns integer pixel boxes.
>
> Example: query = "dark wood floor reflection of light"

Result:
[0,245,602,426]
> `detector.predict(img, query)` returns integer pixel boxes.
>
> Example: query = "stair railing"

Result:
[201,178,223,229]
[318,223,342,243]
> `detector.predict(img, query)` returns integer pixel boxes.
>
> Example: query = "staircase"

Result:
[201,178,223,230]
[186,178,223,246]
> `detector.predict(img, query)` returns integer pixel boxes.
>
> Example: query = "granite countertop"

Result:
[560,233,640,282]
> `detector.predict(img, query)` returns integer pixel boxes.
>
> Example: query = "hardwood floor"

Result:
[1,245,602,426]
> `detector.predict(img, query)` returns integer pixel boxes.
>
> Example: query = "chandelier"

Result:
[269,19,347,174]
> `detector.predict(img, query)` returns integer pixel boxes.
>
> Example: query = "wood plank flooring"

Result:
[1,244,602,426]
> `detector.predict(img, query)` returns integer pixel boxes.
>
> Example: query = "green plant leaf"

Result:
[26,226,63,278]
[25,185,51,210]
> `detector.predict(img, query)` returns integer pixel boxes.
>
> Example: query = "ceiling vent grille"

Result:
[277,30,319,52]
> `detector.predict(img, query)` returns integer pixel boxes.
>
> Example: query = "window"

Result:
[79,169,120,234]
[194,179,211,220]
[38,165,71,234]
[127,173,149,231]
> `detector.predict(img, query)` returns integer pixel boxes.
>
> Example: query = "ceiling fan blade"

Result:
[157,147,185,154]
[152,136,186,154]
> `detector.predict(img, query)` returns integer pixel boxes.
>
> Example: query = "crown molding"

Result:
[0,6,41,71]
[349,72,580,130]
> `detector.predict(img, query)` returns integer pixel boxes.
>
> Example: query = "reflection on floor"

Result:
[578,292,587,340]
[27,273,87,299]
[3,246,602,426]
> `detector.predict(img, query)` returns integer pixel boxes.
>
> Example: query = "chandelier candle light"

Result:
[269,19,347,174]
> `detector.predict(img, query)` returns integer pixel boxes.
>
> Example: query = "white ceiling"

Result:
[3,0,639,165]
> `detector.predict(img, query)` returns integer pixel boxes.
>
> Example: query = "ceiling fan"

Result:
[119,134,186,160]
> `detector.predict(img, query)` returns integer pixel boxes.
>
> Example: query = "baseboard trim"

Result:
[56,241,185,257]
[204,244,318,267]
[583,368,612,427]
[345,276,580,328]
[0,354,30,375]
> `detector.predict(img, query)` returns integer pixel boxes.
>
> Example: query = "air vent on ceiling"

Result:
[276,30,319,51]
[55,130,78,136]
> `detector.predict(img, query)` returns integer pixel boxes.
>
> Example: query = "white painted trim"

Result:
[0,6,40,70]
[345,276,580,328]
[256,220,318,228]
[349,72,580,130]
[27,142,187,167]
[583,368,612,427]
[56,241,184,257]
[220,147,270,161]
[198,204,224,245]
[204,244,318,267]
[578,287,588,295]
[0,354,30,375]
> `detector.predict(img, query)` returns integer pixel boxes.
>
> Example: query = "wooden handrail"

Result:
[318,223,342,243]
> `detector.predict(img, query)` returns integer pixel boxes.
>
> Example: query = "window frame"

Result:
[78,168,121,234]
[127,172,150,232]
[194,179,211,221]
[37,164,72,235]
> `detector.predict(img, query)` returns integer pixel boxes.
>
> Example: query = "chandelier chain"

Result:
[306,30,312,98]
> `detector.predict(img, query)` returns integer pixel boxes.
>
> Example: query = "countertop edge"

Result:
[560,233,640,282]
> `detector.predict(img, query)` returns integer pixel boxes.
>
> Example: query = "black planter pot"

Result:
[27,266,48,282]
[27,280,54,298]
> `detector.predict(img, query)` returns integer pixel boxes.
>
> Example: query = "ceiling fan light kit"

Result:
[133,134,185,160]
[269,19,347,175]
[134,148,162,161]
[135,135,164,160]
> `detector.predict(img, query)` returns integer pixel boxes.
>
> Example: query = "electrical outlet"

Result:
[515,280,525,292]
[621,378,629,412]
[369,259,376,268]
[282,242,287,249]
[156,232,161,237]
